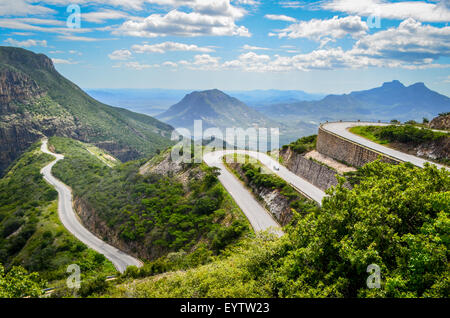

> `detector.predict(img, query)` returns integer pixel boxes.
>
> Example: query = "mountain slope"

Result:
[257,80,450,123]
[156,89,276,131]
[0,140,115,282]
[0,46,174,175]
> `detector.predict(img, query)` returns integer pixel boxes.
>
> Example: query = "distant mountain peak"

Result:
[381,80,405,88]
[408,82,427,89]
[157,89,273,131]
[191,88,227,96]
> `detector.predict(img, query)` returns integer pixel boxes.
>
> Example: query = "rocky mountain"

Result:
[156,89,277,132]
[256,80,450,123]
[430,113,450,130]
[0,46,174,175]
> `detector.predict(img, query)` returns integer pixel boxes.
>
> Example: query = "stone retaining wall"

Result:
[281,148,340,191]
[316,126,400,167]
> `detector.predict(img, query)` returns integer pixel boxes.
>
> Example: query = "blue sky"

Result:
[1,0,449,95]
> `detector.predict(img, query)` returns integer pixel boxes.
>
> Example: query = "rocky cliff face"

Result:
[228,162,292,226]
[0,68,42,108]
[0,47,173,176]
[73,197,166,261]
[429,114,450,130]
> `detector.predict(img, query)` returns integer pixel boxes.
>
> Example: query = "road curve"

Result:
[40,139,142,273]
[321,122,449,171]
[203,150,326,235]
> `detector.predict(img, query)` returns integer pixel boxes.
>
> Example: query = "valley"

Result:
[0,47,448,300]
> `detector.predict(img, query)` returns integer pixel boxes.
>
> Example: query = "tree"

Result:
[0,264,45,298]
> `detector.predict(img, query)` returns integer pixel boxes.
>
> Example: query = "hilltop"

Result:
[0,46,174,175]
[156,89,276,132]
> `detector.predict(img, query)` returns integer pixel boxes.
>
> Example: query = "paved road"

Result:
[40,139,142,273]
[322,122,449,171]
[203,150,327,235]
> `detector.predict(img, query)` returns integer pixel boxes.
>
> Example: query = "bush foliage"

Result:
[112,160,449,298]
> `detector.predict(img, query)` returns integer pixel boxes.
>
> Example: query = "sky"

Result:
[1,0,450,95]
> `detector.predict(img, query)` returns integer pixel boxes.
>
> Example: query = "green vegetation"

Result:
[106,160,449,298]
[282,135,317,155]
[0,141,115,284]
[240,161,314,213]
[350,125,448,146]
[0,264,45,298]
[350,125,449,165]
[0,46,174,175]
[50,137,250,262]
[224,154,315,216]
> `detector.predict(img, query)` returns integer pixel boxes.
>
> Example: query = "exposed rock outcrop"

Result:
[74,197,166,261]
[429,113,450,131]
[0,46,173,176]
[0,68,42,108]
[228,162,292,226]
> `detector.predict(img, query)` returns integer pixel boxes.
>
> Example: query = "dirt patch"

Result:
[304,150,356,174]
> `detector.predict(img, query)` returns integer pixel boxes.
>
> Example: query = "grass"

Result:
[349,126,390,144]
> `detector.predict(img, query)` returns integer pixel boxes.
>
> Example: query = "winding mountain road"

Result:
[40,139,142,273]
[203,150,327,236]
[38,121,447,268]
[321,122,449,171]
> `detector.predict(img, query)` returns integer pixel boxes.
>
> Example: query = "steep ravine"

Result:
[73,197,165,261]
[227,162,293,226]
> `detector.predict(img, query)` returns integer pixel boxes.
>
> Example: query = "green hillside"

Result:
[0,140,116,284]
[49,136,251,263]
[0,46,174,175]
[106,160,449,298]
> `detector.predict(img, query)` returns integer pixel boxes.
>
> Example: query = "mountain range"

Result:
[86,88,324,117]
[257,80,450,123]
[0,46,174,175]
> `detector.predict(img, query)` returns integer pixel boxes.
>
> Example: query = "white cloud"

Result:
[0,0,55,16]
[264,14,297,22]
[132,41,214,53]
[171,18,450,73]
[242,44,269,50]
[82,9,130,23]
[353,18,450,63]
[108,49,132,60]
[57,35,102,42]
[0,18,92,34]
[162,61,178,67]
[272,15,368,41]
[115,9,250,38]
[322,0,450,23]
[115,61,159,70]
[4,38,47,47]
[52,58,77,64]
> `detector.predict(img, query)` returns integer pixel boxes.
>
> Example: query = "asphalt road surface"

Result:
[40,139,142,273]
[321,122,449,171]
[203,150,327,236]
